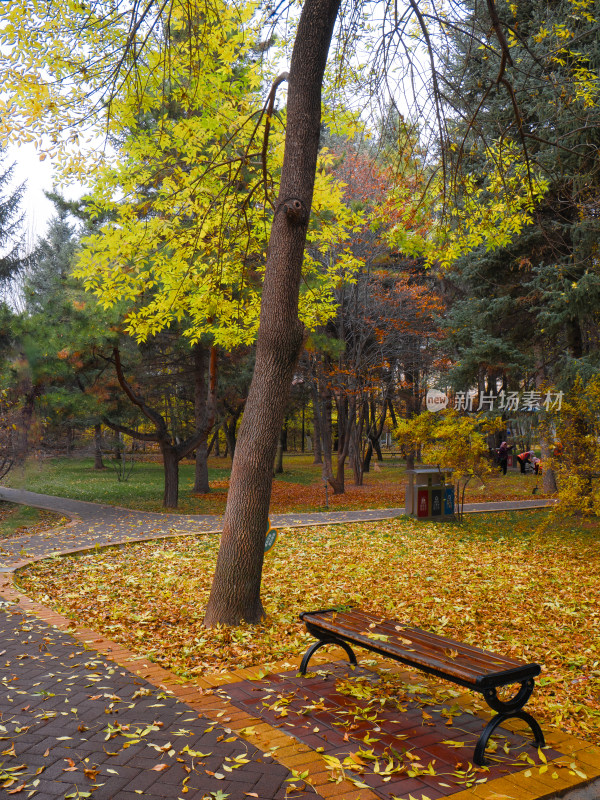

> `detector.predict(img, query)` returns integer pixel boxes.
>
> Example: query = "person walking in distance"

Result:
[497,441,512,475]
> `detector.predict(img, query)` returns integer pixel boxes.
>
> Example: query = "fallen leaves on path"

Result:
[0,610,309,799]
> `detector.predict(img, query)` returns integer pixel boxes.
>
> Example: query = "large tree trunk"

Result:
[94,423,105,470]
[204,0,341,627]
[161,441,179,509]
[541,436,558,494]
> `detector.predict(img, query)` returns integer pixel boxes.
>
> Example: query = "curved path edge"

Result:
[0,484,555,573]
[0,485,556,572]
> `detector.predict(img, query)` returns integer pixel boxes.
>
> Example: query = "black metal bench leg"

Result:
[474,711,546,767]
[299,637,357,675]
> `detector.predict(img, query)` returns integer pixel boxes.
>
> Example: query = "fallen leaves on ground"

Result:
[16,510,599,743]
[0,610,296,799]
[195,466,545,513]
[6,455,544,515]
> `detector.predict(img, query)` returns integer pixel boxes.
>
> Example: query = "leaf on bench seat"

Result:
[445,649,459,659]
[366,633,389,642]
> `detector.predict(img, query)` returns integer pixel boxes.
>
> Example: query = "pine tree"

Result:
[440,0,600,388]
[25,209,78,313]
[0,149,29,285]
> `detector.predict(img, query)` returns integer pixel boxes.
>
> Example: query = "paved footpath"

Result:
[0,488,563,800]
[0,486,554,571]
[0,603,317,800]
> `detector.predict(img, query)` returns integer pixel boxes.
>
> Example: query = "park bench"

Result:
[299,608,544,766]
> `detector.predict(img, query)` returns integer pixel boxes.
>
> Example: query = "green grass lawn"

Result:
[0,502,66,539]
[16,509,600,743]
[5,453,545,514]
[5,457,229,514]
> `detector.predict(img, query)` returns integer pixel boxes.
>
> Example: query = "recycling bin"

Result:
[406,467,455,520]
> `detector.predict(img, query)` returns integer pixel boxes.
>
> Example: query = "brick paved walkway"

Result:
[0,600,318,800]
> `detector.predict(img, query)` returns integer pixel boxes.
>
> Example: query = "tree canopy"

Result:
[2,0,599,625]
[438,0,600,389]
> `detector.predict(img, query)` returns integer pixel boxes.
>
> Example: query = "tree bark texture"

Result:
[94,423,105,470]
[194,344,218,493]
[311,384,323,464]
[162,441,180,508]
[204,0,341,626]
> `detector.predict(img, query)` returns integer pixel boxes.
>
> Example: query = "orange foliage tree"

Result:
[301,144,444,493]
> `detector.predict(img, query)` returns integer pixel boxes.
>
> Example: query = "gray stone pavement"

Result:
[0,485,555,571]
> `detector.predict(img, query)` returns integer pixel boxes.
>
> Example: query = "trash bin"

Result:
[406,467,454,520]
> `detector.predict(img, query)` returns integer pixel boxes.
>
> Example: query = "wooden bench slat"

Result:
[345,609,521,668]
[303,613,484,686]
[365,620,521,672]
[340,610,521,668]
[302,610,540,689]
[335,611,524,674]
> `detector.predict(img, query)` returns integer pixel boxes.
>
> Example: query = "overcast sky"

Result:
[6,143,57,245]
[8,143,86,249]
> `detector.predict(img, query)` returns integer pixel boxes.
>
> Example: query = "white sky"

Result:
[7,143,58,245]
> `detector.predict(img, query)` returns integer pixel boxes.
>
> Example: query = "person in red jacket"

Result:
[516,450,534,474]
